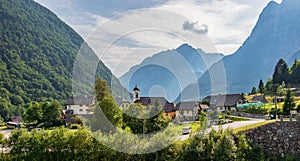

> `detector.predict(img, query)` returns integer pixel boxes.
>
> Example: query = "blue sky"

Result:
[35,0,282,77]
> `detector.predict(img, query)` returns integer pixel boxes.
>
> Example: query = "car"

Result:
[182,126,191,135]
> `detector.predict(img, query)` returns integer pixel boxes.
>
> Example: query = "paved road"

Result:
[212,118,264,131]
[180,118,264,141]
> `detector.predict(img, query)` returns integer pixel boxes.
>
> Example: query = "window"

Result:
[79,109,83,112]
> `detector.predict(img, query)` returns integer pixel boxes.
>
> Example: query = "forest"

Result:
[0,0,129,121]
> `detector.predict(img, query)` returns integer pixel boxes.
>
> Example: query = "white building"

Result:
[65,95,95,115]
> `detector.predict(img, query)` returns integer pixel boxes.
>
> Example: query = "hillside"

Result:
[119,44,223,102]
[179,0,300,101]
[0,0,129,119]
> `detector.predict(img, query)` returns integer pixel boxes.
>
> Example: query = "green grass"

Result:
[233,120,276,133]
[228,116,251,122]
[169,122,201,133]
[0,126,7,130]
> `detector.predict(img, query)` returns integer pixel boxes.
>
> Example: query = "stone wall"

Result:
[245,121,300,157]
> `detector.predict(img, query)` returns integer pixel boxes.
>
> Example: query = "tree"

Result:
[276,81,286,96]
[288,60,300,84]
[258,79,265,93]
[122,103,145,134]
[95,77,111,102]
[91,97,123,133]
[201,99,209,105]
[213,131,237,161]
[283,85,295,115]
[146,100,170,133]
[24,102,42,123]
[250,87,257,95]
[40,101,63,127]
[0,98,10,121]
[272,59,289,84]
[122,101,170,134]
[236,134,252,161]
[265,78,273,92]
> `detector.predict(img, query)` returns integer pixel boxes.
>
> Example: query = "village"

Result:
[62,85,300,126]
[3,84,300,132]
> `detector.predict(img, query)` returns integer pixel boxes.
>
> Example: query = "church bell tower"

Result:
[133,85,140,102]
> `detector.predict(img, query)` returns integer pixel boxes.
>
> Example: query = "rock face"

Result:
[245,121,300,156]
[120,44,223,102]
[180,0,300,101]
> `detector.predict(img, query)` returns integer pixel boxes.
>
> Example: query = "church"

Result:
[132,86,177,119]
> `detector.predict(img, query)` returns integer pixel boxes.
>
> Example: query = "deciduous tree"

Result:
[91,97,122,133]
[24,102,42,123]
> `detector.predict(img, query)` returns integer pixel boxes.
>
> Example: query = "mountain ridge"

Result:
[120,44,223,102]
[178,0,300,101]
[0,0,129,119]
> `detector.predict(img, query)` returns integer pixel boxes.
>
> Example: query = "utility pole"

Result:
[143,119,145,139]
[275,96,278,120]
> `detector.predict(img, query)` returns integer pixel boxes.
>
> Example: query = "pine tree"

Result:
[289,60,300,84]
[265,78,273,91]
[283,85,295,115]
[213,132,237,161]
[95,77,111,102]
[272,59,289,84]
[258,79,265,93]
[250,87,257,95]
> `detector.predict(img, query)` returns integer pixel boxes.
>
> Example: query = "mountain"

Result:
[0,0,129,118]
[179,0,300,101]
[119,44,223,102]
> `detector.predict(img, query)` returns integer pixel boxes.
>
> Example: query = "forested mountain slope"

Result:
[0,0,129,119]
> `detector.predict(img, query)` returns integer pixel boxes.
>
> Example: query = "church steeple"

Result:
[133,85,140,102]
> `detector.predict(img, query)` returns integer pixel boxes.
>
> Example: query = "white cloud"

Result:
[34,0,279,77]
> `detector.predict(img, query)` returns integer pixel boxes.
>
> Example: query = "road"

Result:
[180,118,264,141]
[1,119,265,142]
[212,118,264,131]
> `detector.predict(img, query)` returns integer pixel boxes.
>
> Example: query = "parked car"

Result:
[182,126,191,135]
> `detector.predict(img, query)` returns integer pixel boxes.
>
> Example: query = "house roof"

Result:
[114,97,130,106]
[252,95,268,103]
[199,104,209,109]
[134,97,168,107]
[203,94,245,107]
[176,101,199,110]
[134,97,177,113]
[8,116,23,123]
[164,102,176,113]
[66,96,95,105]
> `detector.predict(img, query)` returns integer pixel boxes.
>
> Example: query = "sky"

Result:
[35,0,282,77]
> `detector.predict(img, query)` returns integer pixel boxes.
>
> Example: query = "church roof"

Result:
[133,85,140,91]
